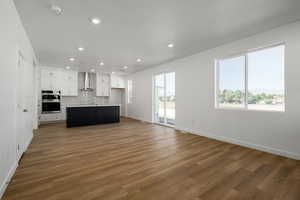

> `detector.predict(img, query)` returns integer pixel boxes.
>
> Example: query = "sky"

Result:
[219,45,284,94]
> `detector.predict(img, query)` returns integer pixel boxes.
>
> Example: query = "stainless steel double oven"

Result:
[41,90,61,113]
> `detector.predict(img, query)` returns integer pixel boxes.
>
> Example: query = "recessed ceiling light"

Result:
[78,47,84,51]
[111,71,115,74]
[168,43,174,48]
[66,66,70,70]
[90,17,101,25]
[136,58,142,63]
[100,62,104,66]
[90,69,95,72]
[69,57,75,61]
[124,66,128,69]
[50,5,63,15]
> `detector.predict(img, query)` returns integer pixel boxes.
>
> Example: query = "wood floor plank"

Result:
[2,118,300,200]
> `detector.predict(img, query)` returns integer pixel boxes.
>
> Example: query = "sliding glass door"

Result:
[154,72,175,126]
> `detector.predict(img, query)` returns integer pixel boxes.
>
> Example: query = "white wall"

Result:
[0,0,37,197]
[127,21,300,160]
[110,89,126,116]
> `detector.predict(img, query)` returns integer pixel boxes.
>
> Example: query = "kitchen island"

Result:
[66,105,120,128]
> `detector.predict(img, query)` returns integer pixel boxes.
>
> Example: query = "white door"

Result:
[153,72,175,126]
[16,53,34,161]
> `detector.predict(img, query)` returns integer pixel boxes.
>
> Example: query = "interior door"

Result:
[154,72,175,126]
[16,52,34,161]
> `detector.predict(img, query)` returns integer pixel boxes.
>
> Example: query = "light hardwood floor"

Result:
[3,118,300,200]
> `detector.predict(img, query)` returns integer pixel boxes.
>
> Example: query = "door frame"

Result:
[152,71,175,127]
[16,50,25,161]
[15,49,35,162]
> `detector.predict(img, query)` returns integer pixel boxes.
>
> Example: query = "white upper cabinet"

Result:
[60,70,78,96]
[111,74,125,88]
[96,73,111,96]
[41,67,61,90]
[41,67,78,96]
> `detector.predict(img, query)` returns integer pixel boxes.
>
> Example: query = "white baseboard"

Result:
[24,133,33,152]
[0,161,18,199]
[175,127,300,161]
[126,115,153,124]
[0,132,34,199]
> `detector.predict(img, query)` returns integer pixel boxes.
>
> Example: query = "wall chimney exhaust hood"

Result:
[80,72,94,91]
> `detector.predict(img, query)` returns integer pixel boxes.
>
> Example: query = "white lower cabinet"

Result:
[96,73,111,96]
[40,113,63,122]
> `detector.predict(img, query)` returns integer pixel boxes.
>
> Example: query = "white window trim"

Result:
[127,80,133,104]
[215,43,286,112]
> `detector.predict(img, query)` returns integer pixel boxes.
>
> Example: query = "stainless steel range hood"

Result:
[80,72,93,91]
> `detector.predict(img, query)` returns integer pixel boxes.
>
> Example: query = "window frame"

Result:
[127,79,133,104]
[215,43,285,112]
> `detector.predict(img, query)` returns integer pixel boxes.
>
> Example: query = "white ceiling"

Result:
[14,0,300,74]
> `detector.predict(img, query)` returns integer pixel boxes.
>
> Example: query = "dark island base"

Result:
[66,106,120,128]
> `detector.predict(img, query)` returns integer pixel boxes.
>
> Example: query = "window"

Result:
[127,80,133,104]
[216,44,285,111]
[218,56,246,108]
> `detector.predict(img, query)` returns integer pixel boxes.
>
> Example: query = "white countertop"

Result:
[67,104,121,108]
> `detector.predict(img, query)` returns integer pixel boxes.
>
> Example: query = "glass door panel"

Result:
[154,72,175,126]
[165,72,175,125]
[154,74,165,124]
